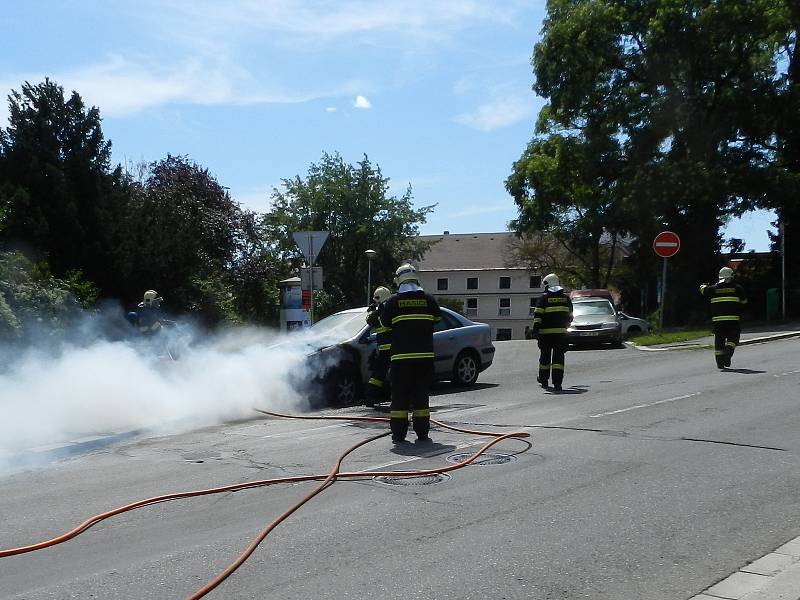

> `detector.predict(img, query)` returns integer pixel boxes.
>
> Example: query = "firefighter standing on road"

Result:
[531,273,573,392]
[365,286,392,407]
[700,266,748,369]
[380,263,441,443]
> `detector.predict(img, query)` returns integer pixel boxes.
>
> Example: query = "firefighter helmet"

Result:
[373,286,391,304]
[394,263,418,286]
[143,289,163,307]
[718,267,734,282]
[543,273,560,289]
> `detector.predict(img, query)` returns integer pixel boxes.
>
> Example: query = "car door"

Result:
[433,311,463,377]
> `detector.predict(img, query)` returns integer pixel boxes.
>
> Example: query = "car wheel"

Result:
[328,367,360,406]
[627,325,641,334]
[452,350,480,387]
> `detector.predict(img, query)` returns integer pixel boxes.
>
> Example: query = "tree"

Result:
[117,155,273,322]
[523,0,788,322]
[768,2,800,315]
[0,79,129,294]
[507,131,629,289]
[262,153,434,315]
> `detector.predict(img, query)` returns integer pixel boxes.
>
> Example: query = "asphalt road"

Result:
[1,337,799,599]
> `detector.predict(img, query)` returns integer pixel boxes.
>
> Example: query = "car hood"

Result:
[571,314,617,326]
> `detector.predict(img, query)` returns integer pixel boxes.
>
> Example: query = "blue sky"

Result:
[0,1,775,251]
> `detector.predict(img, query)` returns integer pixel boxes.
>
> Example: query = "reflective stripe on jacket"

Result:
[379,290,441,362]
[700,282,747,322]
[532,290,573,336]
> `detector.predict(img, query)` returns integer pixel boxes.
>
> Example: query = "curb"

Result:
[632,331,800,353]
[691,536,800,600]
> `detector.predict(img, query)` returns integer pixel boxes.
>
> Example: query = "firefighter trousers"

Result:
[366,350,390,405]
[538,335,567,387]
[713,321,740,369]
[389,361,434,441]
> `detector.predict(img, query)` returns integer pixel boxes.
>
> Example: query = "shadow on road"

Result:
[430,382,500,397]
[722,368,766,374]
[389,440,457,456]
[544,386,588,395]
[567,344,627,352]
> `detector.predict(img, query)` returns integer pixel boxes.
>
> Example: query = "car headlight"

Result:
[602,322,618,328]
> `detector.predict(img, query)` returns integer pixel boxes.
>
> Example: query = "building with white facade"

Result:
[415,232,544,341]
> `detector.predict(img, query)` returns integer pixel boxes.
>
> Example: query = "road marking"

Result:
[587,392,701,418]
[773,368,800,378]
[259,422,350,439]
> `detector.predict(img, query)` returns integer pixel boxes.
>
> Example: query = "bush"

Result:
[0,251,83,341]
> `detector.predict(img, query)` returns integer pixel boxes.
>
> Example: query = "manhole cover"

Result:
[446,452,516,466]
[373,473,450,486]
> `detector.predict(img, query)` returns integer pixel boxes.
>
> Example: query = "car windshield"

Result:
[311,310,367,340]
[573,301,614,316]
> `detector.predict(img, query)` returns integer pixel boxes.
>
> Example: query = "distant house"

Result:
[414,231,543,341]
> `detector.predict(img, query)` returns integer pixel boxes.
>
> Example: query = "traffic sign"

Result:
[653,231,680,258]
[292,231,329,265]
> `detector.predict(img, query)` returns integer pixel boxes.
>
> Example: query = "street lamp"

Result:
[365,249,377,305]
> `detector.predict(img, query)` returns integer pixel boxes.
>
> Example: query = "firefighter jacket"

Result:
[366,303,391,352]
[532,289,573,336]
[134,304,164,335]
[699,281,747,323]
[380,290,441,362]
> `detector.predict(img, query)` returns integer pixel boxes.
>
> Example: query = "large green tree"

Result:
[768,4,800,314]
[519,0,789,322]
[0,79,129,294]
[507,129,629,289]
[262,153,434,315]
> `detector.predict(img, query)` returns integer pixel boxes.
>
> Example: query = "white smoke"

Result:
[0,312,337,474]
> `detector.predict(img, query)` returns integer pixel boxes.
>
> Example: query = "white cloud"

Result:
[354,95,372,109]
[0,55,363,118]
[156,0,513,41]
[325,106,337,112]
[453,95,535,132]
[0,1,526,119]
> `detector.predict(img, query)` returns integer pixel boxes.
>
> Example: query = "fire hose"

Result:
[0,409,530,599]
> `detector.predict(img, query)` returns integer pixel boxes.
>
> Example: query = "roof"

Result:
[416,232,527,270]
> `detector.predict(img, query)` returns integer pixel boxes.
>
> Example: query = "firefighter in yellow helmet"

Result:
[700,266,747,369]
[364,285,392,407]
[531,273,573,391]
[379,264,441,443]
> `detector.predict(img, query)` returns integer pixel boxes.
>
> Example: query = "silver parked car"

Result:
[301,306,495,406]
[566,298,624,347]
[618,312,650,336]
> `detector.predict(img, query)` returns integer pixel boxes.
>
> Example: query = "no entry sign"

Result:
[653,231,681,258]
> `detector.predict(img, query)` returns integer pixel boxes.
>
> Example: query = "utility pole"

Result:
[781,216,787,320]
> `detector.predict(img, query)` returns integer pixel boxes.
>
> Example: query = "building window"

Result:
[529,297,537,316]
[499,297,511,316]
[437,278,448,291]
[499,276,511,289]
[496,328,512,341]
[466,277,478,290]
[466,297,478,317]
[529,275,542,288]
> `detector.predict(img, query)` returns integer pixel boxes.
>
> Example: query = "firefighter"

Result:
[700,266,748,369]
[126,290,177,336]
[365,285,392,407]
[531,273,573,391]
[380,263,441,443]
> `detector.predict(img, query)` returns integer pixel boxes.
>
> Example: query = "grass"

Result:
[630,328,712,346]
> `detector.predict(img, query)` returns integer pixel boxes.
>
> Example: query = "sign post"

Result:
[653,231,681,330]
[292,231,329,325]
